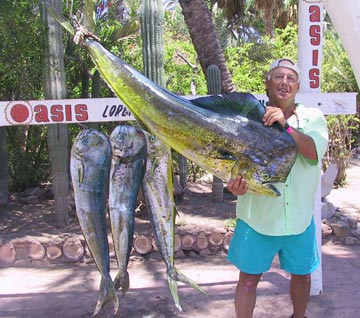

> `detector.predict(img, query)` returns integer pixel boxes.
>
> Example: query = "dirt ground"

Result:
[1,160,360,318]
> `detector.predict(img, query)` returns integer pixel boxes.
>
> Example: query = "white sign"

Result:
[298,1,324,92]
[0,93,356,127]
[0,98,134,127]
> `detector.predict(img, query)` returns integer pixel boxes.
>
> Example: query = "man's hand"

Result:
[227,175,249,196]
[263,106,287,127]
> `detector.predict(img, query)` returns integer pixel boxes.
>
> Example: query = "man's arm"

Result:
[287,128,318,161]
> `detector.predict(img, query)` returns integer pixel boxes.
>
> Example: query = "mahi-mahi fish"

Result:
[70,128,119,316]
[45,7,297,197]
[141,132,207,311]
[75,35,297,197]
[108,124,147,297]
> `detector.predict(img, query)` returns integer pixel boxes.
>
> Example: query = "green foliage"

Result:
[225,44,266,93]
[269,23,298,59]
[321,26,359,186]
[164,41,207,95]
[0,1,51,191]
[7,126,50,191]
[225,24,298,93]
[0,1,45,100]
[323,115,359,186]
[322,28,359,93]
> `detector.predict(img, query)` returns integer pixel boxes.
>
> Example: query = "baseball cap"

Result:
[267,58,300,79]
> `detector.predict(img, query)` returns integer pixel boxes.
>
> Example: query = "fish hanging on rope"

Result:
[141,132,207,311]
[70,128,119,316]
[108,124,147,297]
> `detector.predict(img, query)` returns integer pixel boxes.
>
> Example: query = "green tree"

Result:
[0,0,49,198]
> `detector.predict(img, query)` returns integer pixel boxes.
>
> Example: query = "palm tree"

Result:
[246,0,298,35]
[178,0,235,93]
[177,0,239,200]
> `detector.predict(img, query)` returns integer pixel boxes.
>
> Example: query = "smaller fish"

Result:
[108,124,147,297]
[141,132,207,311]
[70,128,118,316]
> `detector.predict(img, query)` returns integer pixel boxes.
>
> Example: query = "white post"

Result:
[298,0,324,295]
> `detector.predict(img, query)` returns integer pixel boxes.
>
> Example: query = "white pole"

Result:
[298,0,324,295]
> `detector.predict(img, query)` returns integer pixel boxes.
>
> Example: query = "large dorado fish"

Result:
[141,132,207,311]
[78,36,297,197]
[70,128,119,316]
[108,124,147,297]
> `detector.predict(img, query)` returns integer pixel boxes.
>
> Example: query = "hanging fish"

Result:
[76,36,297,197]
[70,128,118,316]
[141,132,207,311]
[108,124,147,297]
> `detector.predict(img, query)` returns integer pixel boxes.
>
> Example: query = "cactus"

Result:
[139,0,166,86]
[207,64,222,94]
[207,64,224,202]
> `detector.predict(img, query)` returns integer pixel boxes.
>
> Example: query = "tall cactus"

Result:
[139,0,187,191]
[207,64,224,202]
[139,0,166,86]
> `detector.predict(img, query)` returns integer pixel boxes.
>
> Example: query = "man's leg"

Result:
[289,273,311,318]
[234,271,262,318]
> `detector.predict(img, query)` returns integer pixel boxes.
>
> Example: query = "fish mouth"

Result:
[112,142,134,156]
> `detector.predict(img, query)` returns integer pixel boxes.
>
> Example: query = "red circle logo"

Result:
[10,104,30,123]
[5,102,33,125]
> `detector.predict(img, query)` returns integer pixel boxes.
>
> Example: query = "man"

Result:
[227,58,329,318]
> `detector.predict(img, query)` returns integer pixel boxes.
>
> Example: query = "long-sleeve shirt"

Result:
[235,104,329,236]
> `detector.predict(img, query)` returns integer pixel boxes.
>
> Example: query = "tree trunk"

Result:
[179,0,236,195]
[0,127,9,208]
[178,0,235,94]
[41,0,70,228]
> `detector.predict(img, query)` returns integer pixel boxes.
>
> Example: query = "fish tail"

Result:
[93,276,119,316]
[169,267,208,297]
[113,270,130,297]
[167,274,182,312]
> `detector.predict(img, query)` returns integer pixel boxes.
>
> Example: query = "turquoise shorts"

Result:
[227,218,320,275]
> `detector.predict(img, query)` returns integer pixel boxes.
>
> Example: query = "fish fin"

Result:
[149,157,159,177]
[168,267,208,297]
[93,276,119,316]
[190,92,266,122]
[167,274,182,311]
[113,270,130,297]
[78,161,84,184]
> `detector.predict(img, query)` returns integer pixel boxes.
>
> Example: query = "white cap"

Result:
[267,58,300,79]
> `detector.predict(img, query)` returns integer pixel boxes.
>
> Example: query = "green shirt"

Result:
[235,104,329,236]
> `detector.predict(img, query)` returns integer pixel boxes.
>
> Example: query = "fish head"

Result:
[110,125,146,159]
[232,148,297,197]
[143,131,169,160]
[71,129,111,165]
